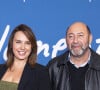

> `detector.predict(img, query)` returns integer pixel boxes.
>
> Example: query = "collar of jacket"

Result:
[57,51,69,67]
[57,48,100,70]
[89,48,100,70]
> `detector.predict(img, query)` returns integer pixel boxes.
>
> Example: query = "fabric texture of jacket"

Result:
[47,49,100,90]
[0,63,51,90]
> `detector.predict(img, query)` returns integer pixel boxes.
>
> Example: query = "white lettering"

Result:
[0,25,10,51]
[37,40,50,57]
[3,47,7,61]
[23,0,26,2]
[96,38,100,54]
[52,38,66,58]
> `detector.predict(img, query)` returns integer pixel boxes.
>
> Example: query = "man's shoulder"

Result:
[89,49,100,70]
[47,51,69,67]
[91,49,100,60]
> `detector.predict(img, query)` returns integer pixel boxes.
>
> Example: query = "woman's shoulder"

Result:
[33,63,47,70]
[0,64,7,72]
[32,63,49,74]
[33,63,50,78]
[0,64,6,68]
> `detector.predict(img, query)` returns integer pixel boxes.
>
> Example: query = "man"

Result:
[47,22,100,90]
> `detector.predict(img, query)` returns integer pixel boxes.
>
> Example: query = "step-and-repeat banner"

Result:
[0,0,100,65]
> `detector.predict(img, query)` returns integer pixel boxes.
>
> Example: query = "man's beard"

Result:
[70,46,88,57]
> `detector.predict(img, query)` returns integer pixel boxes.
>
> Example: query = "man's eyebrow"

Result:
[67,32,84,35]
[67,33,73,35]
[77,32,84,34]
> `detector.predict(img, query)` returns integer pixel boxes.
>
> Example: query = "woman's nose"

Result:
[20,43,25,49]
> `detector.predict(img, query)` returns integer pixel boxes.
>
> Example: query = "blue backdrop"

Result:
[0,0,100,65]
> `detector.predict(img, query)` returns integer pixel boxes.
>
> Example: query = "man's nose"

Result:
[73,36,78,43]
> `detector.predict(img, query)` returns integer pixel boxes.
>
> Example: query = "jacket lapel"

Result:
[0,64,7,79]
[18,63,32,90]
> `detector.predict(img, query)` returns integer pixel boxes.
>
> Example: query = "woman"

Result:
[0,24,51,90]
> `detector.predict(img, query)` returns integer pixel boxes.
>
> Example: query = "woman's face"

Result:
[12,31,32,61]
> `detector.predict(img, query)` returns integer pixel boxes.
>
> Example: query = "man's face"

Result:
[66,23,92,57]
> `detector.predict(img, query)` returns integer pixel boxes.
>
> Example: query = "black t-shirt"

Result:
[67,61,89,90]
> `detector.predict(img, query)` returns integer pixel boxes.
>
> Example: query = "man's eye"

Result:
[68,35,74,38]
[79,34,84,37]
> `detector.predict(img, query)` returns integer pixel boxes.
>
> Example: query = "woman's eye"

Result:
[16,41,21,43]
[26,42,31,45]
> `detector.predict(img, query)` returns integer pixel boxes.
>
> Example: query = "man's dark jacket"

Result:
[47,49,100,90]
